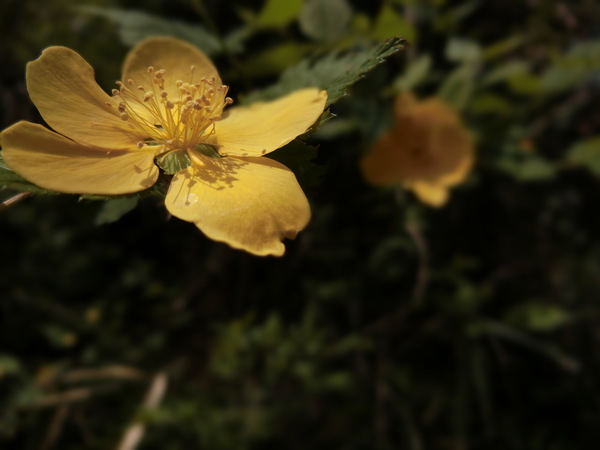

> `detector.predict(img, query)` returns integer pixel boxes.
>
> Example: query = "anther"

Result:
[136,141,144,149]
[143,92,154,102]
[118,102,127,112]
[165,101,174,109]
[147,66,154,73]
[119,112,129,121]
[127,79,135,86]
[176,80,183,88]
[160,91,168,98]
[111,88,120,96]
[225,97,233,104]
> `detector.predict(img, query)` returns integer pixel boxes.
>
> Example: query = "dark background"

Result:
[2,0,600,449]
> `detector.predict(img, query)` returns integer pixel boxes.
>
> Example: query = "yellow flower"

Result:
[1,37,327,256]
[360,92,474,207]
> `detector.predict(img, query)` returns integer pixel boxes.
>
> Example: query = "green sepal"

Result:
[155,151,192,175]
[195,144,222,159]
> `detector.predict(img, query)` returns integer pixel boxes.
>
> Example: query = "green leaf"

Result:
[267,141,325,192]
[0,355,21,376]
[540,39,600,93]
[244,36,407,108]
[256,0,303,28]
[243,43,311,77]
[369,4,416,43]
[392,53,432,92]
[469,92,512,115]
[299,0,352,43]
[507,72,541,95]
[445,37,481,63]
[80,7,228,55]
[437,64,476,111]
[497,154,556,181]
[481,35,527,60]
[481,60,530,86]
[95,197,138,226]
[565,136,600,176]
[506,301,571,332]
[155,151,192,175]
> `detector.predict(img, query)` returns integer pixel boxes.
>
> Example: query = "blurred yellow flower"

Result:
[1,37,327,256]
[360,92,474,207]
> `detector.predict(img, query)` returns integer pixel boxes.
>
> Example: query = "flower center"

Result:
[112,65,233,151]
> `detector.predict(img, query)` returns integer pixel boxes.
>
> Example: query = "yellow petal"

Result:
[1,121,160,195]
[409,182,449,207]
[429,124,475,186]
[165,154,310,256]
[210,89,327,157]
[121,36,221,100]
[359,128,406,186]
[26,46,141,149]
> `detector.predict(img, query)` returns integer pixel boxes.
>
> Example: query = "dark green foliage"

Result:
[244,36,407,106]
[2,0,600,449]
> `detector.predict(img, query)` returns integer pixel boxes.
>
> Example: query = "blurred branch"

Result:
[23,387,96,408]
[40,405,69,450]
[0,191,31,212]
[483,321,581,373]
[116,371,169,450]
[63,365,145,383]
[527,88,590,138]
[404,219,429,306]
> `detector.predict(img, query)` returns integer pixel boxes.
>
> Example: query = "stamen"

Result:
[109,71,233,151]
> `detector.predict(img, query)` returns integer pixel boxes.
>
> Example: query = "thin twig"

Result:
[116,371,169,450]
[0,191,32,212]
[40,405,69,450]
[63,365,145,383]
[404,220,429,306]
